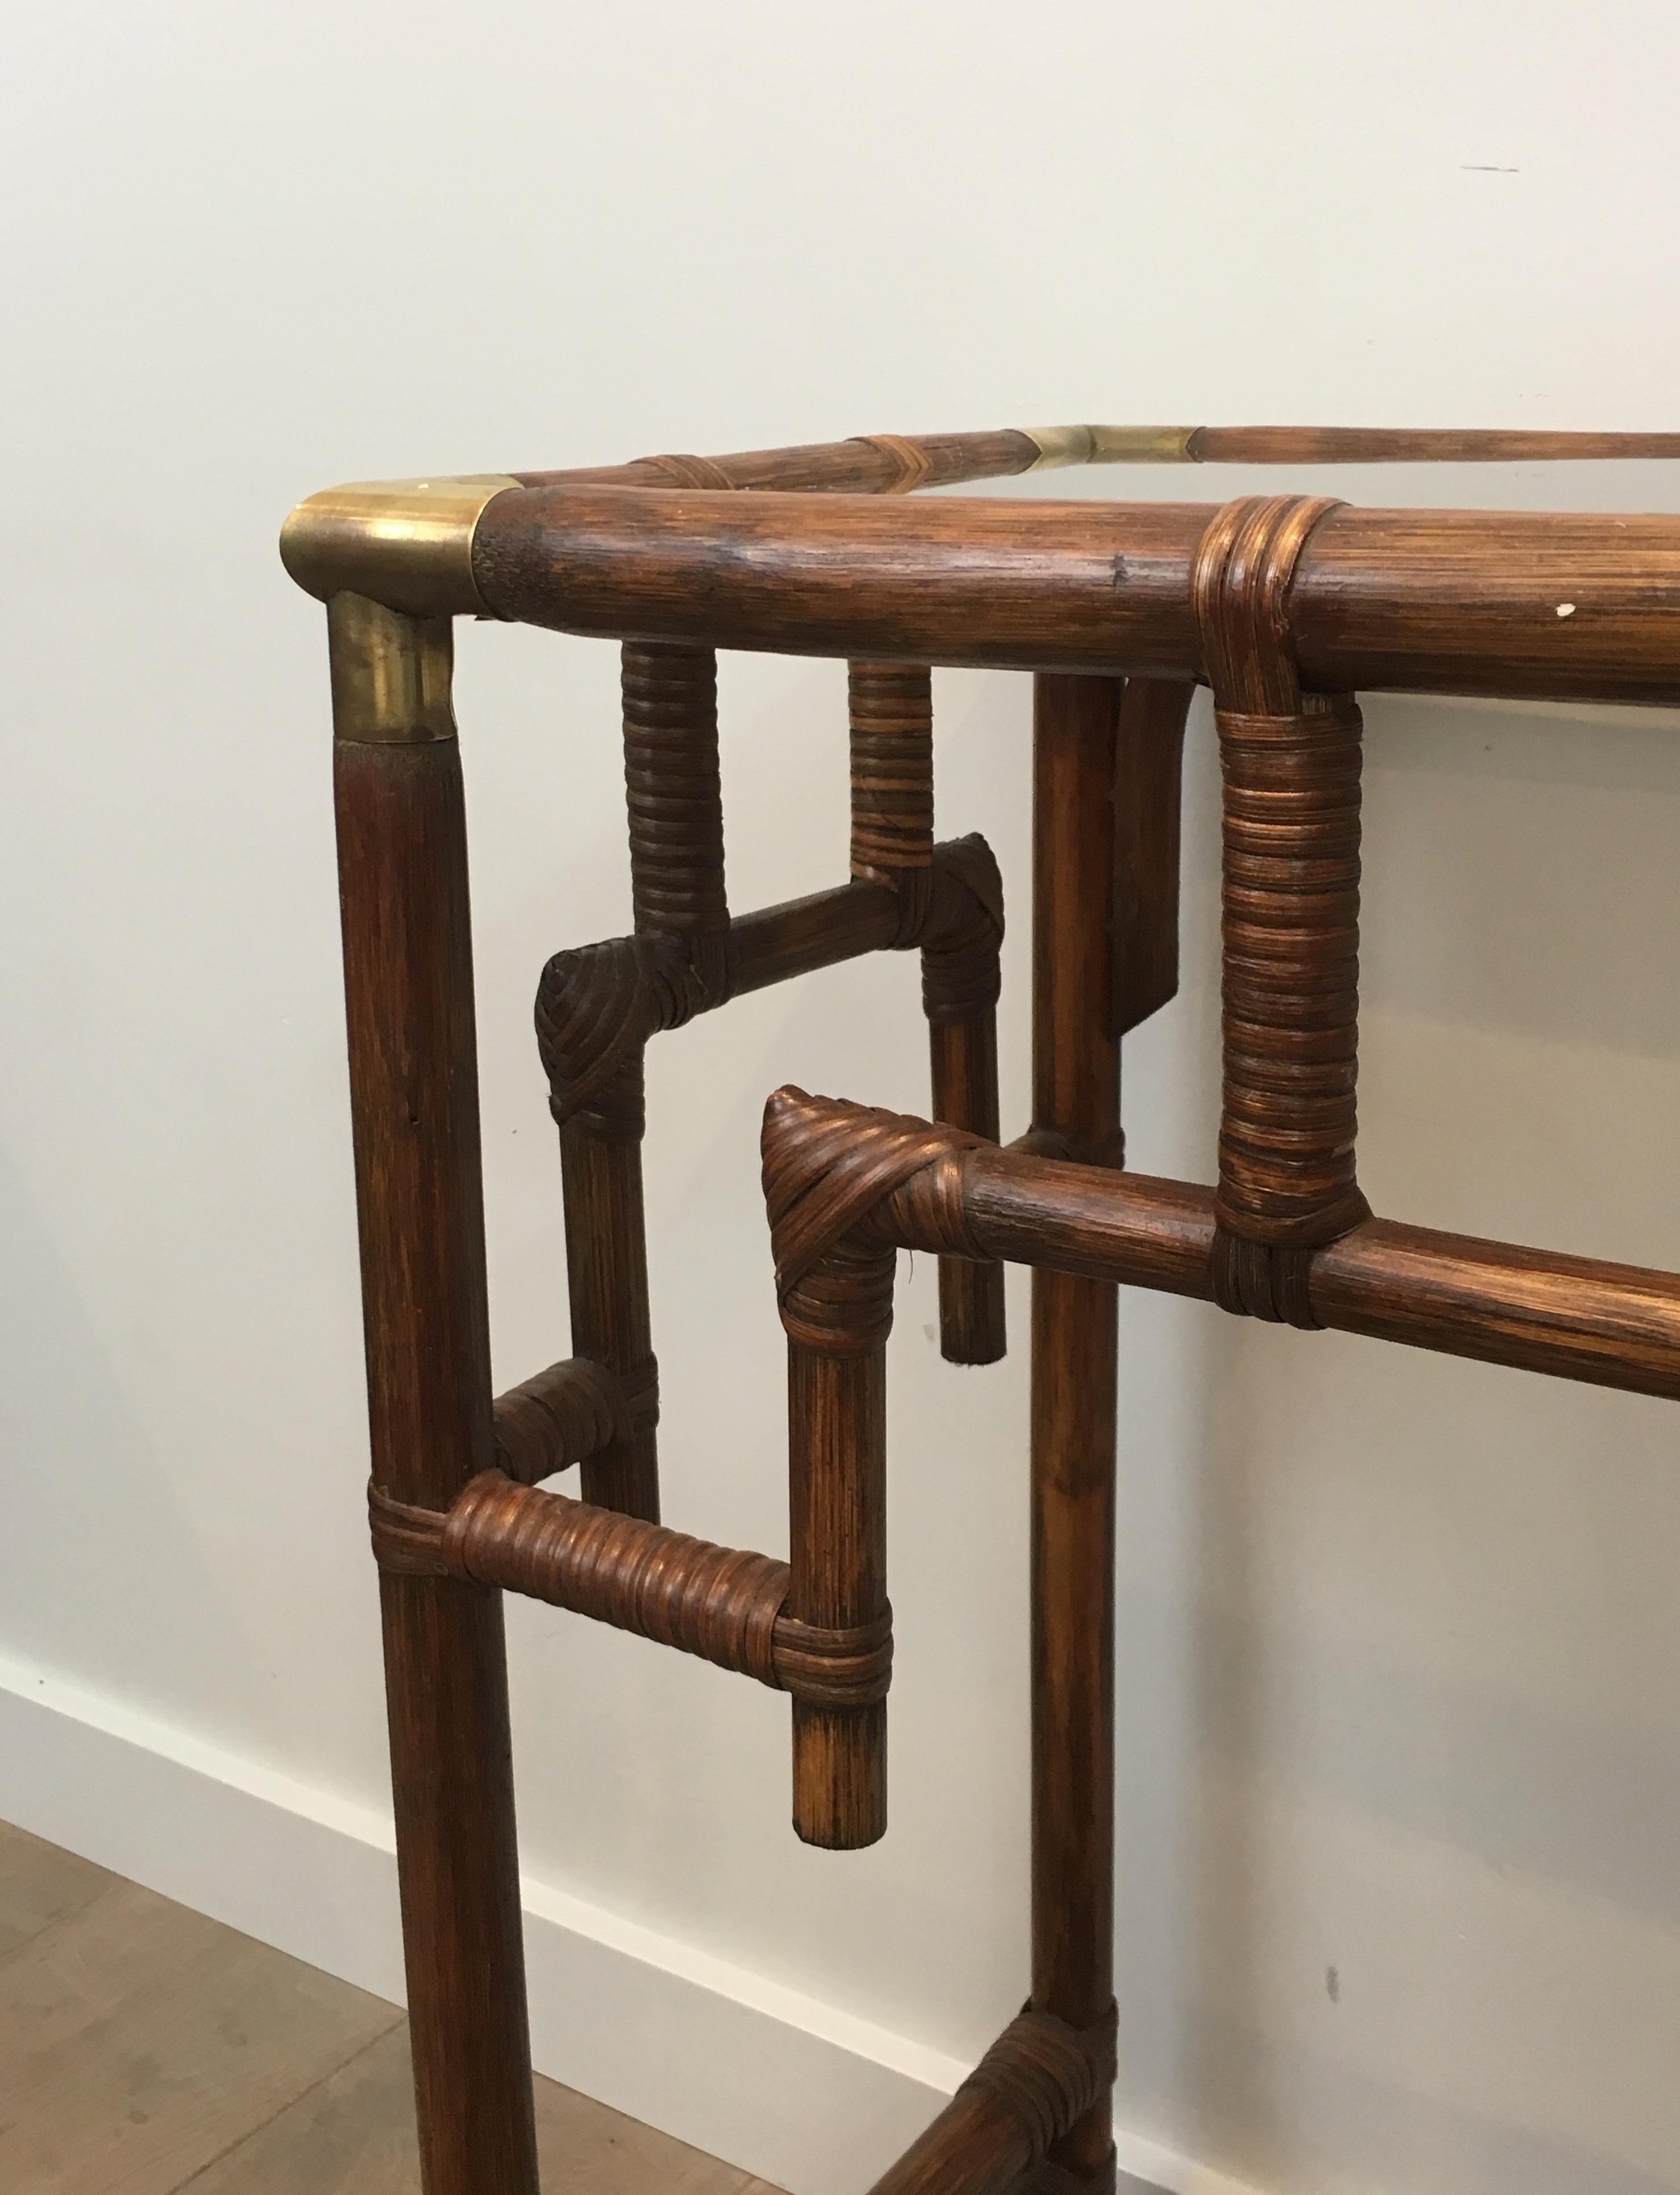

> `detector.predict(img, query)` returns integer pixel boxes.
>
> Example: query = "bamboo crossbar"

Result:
[366,1470,892,1710]
[822,1113,1680,1401]
[489,1354,650,1484]
[289,417,1679,2195]
[729,876,904,991]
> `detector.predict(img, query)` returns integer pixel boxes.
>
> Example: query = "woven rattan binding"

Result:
[1192,494,1370,1325]
[367,1474,892,1708]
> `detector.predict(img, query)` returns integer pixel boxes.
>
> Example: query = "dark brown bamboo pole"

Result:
[729,877,903,992]
[1029,674,1121,2187]
[328,593,539,2195]
[929,1003,1004,1362]
[512,426,1042,495]
[848,660,1006,1365]
[474,485,1203,674]
[870,1147,1680,1402]
[561,641,729,1523]
[560,1108,658,1520]
[779,1228,895,1851]
[1185,425,1680,465]
[472,488,1680,704]
[787,1323,889,1850]
[509,422,1680,498]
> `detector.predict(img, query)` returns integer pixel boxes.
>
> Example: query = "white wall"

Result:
[3,5,1679,2191]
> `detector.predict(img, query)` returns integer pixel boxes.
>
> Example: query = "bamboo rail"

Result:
[285,418,1680,2195]
[763,1097,1680,1403]
[468,488,1680,701]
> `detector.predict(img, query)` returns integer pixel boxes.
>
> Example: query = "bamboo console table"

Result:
[283,424,1680,2195]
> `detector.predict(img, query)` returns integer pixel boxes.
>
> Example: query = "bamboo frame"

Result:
[285,420,1680,2195]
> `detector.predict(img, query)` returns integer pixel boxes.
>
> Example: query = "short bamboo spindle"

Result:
[760,1093,1003,1852]
[327,593,539,2195]
[1029,675,1122,2188]
[849,660,1006,1364]
[559,641,726,1520]
[779,1234,893,1849]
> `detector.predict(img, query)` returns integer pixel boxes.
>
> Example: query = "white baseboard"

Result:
[0,1652,1257,2195]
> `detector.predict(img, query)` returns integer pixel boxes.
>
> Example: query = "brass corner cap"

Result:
[1024,425,1196,469]
[280,474,522,617]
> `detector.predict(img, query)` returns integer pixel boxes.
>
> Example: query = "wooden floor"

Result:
[0,1817,784,2195]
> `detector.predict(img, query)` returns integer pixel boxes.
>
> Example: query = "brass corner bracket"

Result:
[280,474,522,618]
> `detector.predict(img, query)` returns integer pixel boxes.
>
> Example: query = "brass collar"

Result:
[280,474,522,617]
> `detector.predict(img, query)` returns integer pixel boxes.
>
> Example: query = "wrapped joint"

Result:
[864,2007,1117,2195]
[918,837,1004,1025]
[773,1606,893,1709]
[1194,495,1370,1325]
[779,1240,900,1357]
[640,453,737,489]
[763,1087,991,1315]
[367,1479,451,1578]
[856,432,936,492]
[534,937,665,1139]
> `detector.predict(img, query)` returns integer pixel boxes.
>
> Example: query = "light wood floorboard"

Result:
[178,2022,760,2195]
[0,1819,781,2195]
[0,1824,118,1962]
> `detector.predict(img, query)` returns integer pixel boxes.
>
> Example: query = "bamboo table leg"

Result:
[1029,673,1122,2190]
[331,593,540,2195]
